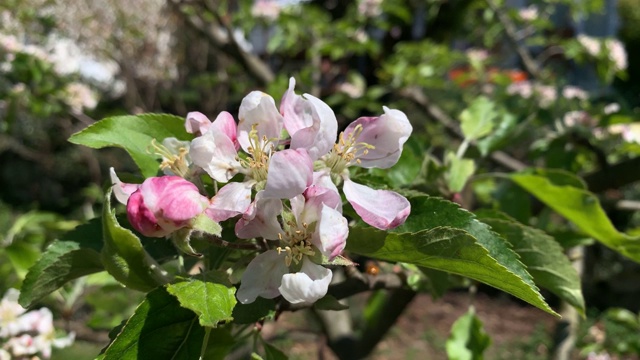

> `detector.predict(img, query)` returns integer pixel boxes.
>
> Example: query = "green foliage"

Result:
[460,96,498,141]
[477,211,586,316]
[510,170,640,263]
[347,193,557,316]
[166,275,237,328]
[446,307,491,360]
[101,287,234,360]
[69,114,191,178]
[19,218,104,307]
[101,187,170,291]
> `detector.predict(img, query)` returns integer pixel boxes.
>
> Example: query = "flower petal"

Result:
[237,250,288,304]
[344,107,412,168]
[235,191,283,240]
[206,182,253,222]
[210,111,239,150]
[109,167,139,205]
[279,258,332,305]
[343,179,410,230]
[312,205,348,260]
[238,91,283,153]
[190,129,241,183]
[263,148,313,199]
[280,78,338,160]
[185,111,212,135]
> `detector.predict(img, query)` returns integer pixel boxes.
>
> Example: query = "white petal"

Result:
[343,179,410,230]
[312,205,348,260]
[206,182,253,222]
[263,149,313,199]
[279,258,332,305]
[238,91,284,153]
[237,250,288,304]
[185,111,211,135]
[109,167,139,205]
[190,130,241,183]
[344,107,412,168]
[299,184,342,225]
[235,191,283,240]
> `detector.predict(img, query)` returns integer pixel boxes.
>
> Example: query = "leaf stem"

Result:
[199,327,211,360]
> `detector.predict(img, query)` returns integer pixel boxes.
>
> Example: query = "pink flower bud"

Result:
[127,176,209,237]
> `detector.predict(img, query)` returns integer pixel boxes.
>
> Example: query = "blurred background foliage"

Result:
[2,0,640,358]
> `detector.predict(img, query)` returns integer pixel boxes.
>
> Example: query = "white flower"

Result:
[0,288,26,338]
[518,5,538,21]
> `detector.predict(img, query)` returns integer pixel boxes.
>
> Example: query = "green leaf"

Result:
[476,112,517,156]
[446,307,491,360]
[103,288,206,360]
[460,96,497,141]
[263,341,288,360]
[348,226,555,315]
[232,297,276,324]
[349,194,557,316]
[420,267,451,299]
[19,219,104,308]
[477,214,586,316]
[6,241,41,279]
[510,170,640,262]
[446,152,476,192]
[101,187,170,291]
[166,275,237,328]
[68,113,190,178]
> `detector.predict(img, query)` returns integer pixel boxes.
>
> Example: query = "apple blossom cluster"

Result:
[111,78,412,305]
[0,289,74,360]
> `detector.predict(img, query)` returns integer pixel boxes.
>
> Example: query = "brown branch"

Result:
[486,0,541,78]
[168,0,274,85]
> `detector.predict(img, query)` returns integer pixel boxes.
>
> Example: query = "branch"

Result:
[486,0,541,78]
[168,0,274,85]
[204,234,262,250]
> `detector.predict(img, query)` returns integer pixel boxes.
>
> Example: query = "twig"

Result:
[204,234,261,250]
[486,0,541,78]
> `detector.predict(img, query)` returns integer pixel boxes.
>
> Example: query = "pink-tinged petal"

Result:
[235,191,283,240]
[343,179,410,230]
[206,182,253,222]
[127,176,209,237]
[127,190,166,237]
[238,91,284,152]
[279,258,332,305]
[290,194,305,224]
[237,250,288,304]
[280,78,338,160]
[298,184,342,225]
[109,168,139,205]
[263,149,313,199]
[185,111,212,135]
[190,129,241,183]
[312,205,348,260]
[344,107,412,168]
[210,111,239,150]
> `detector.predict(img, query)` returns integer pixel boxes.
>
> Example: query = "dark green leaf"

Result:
[166,276,237,327]
[420,267,451,299]
[511,170,640,262]
[68,113,190,177]
[232,297,276,324]
[101,187,170,291]
[347,225,557,316]
[19,219,104,307]
[314,294,349,311]
[263,341,288,360]
[478,215,585,316]
[103,288,204,360]
[446,307,491,360]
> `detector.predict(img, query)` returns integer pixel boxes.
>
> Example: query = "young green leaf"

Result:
[477,212,585,316]
[103,288,223,360]
[19,218,104,307]
[446,152,476,193]
[510,170,640,263]
[166,275,237,328]
[101,187,171,291]
[446,307,491,360]
[68,113,190,178]
[459,96,497,141]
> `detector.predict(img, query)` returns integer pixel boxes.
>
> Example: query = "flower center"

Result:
[239,125,273,183]
[322,124,375,176]
[150,139,190,178]
[277,221,315,267]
